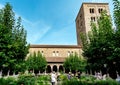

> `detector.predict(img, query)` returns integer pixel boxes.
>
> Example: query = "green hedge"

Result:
[17,74,36,85]
[0,74,51,85]
[0,74,120,85]
[62,79,120,85]
[0,77,17,85]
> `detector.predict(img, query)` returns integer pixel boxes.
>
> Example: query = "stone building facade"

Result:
[29,45,82,72]
[29,3,110,73]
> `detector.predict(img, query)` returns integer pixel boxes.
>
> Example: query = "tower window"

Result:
[91,17,95,22]
[81,21,83,26]
[90,8,94,13]
[98,8,103,13]
[80,14,82,19]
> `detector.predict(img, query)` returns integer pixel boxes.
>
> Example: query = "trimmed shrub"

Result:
[36,75,51,85]
[17,74,36,85]
[95,80,120,85]
[0,77,17,85]
[62,79,120,85]
[59,74,68,81]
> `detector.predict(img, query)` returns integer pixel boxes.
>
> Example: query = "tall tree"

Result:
[113,0,120,75]
[113,0,120,29]
[0,3,29,74]
[12,17,29,72]
[26,51,47,73]
[80,11,116,78]
[63,53,86,73]
[0,3,15,74]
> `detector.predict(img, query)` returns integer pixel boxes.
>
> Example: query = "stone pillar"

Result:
[57,65,59,72]
[7,70,10,76]
[0,70,2,78]
[90,69,92,75]
[63,67,65,73]
[51,65,53,72]
[38,70,40,75]
[45,70,46,75]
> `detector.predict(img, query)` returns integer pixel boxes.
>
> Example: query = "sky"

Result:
[0,0,114,45]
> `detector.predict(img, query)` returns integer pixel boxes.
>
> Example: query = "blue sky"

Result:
[0,0,114,45]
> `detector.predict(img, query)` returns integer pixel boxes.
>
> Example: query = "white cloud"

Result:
[22,19,51,44]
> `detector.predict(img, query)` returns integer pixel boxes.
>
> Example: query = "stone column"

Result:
[57,65,59,72]
[0,70,2,78]
[63,67,65,73]
[7,70,10,76]
[51,65,53,72]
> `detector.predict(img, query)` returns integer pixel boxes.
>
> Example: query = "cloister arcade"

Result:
[46,64,64,73]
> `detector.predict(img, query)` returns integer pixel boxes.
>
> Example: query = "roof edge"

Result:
[30,44,81,48]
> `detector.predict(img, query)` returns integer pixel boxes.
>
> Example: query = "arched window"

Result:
[53,51,55,56]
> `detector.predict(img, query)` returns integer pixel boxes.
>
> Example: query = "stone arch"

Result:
[46,65,51,73]
[53,65,57,72]
[59,65,64,72]
[9,70,14,75]
[34,70,39,74]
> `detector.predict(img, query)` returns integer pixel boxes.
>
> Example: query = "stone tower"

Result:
[75,3,110,46]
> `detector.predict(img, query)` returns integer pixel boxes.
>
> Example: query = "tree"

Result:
[113,0,120,29]
[26,51,47,73]
[12,17,29,73]
[80,1,120,78]
[0,3,15,74]
[80,11,116,77]
[63,53,86,73]
[113,0,120,75]
[0,3,29,75]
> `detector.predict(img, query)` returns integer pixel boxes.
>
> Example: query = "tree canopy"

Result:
[63,53,86,73]
[26,51,47,73]
[80,0,120,79]
[0,3,29,74]
[113,0,120,75]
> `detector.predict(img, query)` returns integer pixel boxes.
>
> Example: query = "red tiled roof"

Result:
[46,57,66,63]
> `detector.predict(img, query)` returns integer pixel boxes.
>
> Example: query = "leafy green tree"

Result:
[63,53,86,73]
[37,51,47,72]
[0,3,15,74]
[0,3,29,74]
[113,0,120,75]
[26,51,47,73]
[11,17,29,73]
[80,11,115,76]
[113,0,120,29]
[80,8,120,78]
